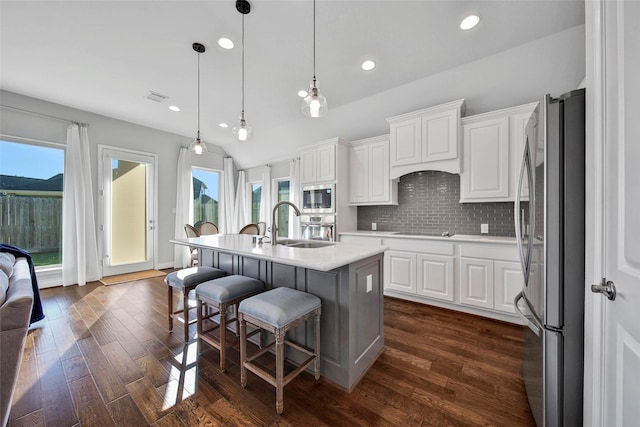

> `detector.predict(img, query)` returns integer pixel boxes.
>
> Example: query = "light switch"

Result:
[481,223,489,234]
[366,274,373,293]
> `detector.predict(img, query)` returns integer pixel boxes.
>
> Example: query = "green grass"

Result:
[30,251,62,267]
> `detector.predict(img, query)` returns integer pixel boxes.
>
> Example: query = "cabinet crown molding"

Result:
[461,101,539,125]
[386,99,466,123]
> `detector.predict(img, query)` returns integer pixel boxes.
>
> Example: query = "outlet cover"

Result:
[481,223,489,234]
[372,222,377,231]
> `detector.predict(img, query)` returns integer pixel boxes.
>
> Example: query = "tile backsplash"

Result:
[357,171,516,237]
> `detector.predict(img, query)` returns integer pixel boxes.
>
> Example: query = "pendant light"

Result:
[233,0,252,141]
[302,0,328,118]
[189,42,208,154]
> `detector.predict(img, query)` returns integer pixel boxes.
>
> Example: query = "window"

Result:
[249,183,262,224]
[192,168,220,227]
[276,180,290,237]
[0,139,64,267]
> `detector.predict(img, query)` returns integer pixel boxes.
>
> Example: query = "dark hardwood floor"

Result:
[8,273,535,426]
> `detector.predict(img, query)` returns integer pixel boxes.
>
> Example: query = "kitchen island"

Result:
[171,234,386,391]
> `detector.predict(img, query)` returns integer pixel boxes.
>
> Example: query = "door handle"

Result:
[591,278,616,301]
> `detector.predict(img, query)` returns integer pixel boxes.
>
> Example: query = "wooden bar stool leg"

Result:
[240,314,247,388]
[314,310,321,380]
[183,289,190,341]
[168,286,174,331]
[275,328,285,415]
[219,302,227,372]
[196,298,203,354]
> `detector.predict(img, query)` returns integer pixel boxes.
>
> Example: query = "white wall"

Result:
[0,90,229,275]
[227,25,586,169]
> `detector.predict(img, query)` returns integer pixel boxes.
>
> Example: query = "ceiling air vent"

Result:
[146,91,168,102]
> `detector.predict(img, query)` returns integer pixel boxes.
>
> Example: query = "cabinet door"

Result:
[494,261,524,313]
[461,117,509,200]
[368,139,390,202]
[300,149,316,183]
[459,257,494,309]
[390,118,421,166]
[349,144,368,203]
[422,110,457,162]
[384,250,416,294]
[416,254,454,301]
[316,144,336,182]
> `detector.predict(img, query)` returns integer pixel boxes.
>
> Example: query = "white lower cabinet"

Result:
[416,254,455,301]
[458,244,524,315]
[494,261,525,313]
[459,257,494,309]
[339,233,523,323]
[384,251,416,294]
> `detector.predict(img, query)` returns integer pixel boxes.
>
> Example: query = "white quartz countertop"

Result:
[171,234,387,272]
[339,230,517,244]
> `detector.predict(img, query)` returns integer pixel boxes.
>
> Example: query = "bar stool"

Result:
[238,287,321,414]
[195,275,265,371]
[165,266,226,342]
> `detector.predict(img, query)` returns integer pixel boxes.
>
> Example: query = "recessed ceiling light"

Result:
[219,123,229,128]
[361,60,376,71]
[297,90,308,98]
[218,37,234,49]
[460,15,480,30]
[168,105,180,112]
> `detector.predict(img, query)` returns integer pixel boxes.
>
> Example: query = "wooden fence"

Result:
[0,195,62,253]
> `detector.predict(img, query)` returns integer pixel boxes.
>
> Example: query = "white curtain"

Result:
[173,147,193,268]
[288,158,301,238]
[259,165,272,229]
[219,157,236,234]
[62,123,100,286]
[234,170,248,231]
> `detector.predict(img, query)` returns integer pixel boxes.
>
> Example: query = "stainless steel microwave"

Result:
[301,184,335,213]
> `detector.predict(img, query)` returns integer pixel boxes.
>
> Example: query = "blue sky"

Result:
[0,140,64,179]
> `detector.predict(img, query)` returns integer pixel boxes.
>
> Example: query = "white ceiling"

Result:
[1,1,584,168]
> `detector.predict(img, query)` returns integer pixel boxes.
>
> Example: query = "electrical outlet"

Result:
[371,222,377,231]
[481,223,489,234]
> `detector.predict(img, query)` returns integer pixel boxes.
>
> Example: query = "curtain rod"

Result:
[0,104,89,127]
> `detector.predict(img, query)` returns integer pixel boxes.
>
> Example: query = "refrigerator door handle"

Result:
[514,291,542,336]
[515,138,534,282]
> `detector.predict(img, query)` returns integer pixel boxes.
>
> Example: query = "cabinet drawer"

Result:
[459,244,518,262]
[385,238,454,255]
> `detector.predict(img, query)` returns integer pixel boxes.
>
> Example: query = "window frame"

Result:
[191,166,221,228]
[0,135,66,270]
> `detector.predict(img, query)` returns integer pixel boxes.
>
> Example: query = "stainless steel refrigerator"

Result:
[514,88,585,427]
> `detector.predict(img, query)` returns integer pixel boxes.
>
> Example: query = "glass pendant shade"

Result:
[302,80,328,118]
[189,131,208,154]
[233,115,252,141]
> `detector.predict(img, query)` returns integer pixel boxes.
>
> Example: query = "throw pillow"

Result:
[0,252,15,277]
[0,270,8,306]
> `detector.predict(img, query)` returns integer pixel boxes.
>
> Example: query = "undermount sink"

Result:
[277,239,335,249]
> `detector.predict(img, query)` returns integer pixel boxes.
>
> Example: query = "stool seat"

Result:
[239,287,321,329]
[166,266,226,290]
[196,275,264,304]
[165,266,226,342]
[196,275,265,372]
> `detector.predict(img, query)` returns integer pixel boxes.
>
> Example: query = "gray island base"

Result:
[171,234,386,391]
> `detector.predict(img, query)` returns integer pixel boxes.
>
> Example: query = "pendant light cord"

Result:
[197,50,201,135]
[241,13,245,117]
[312,0,316,83]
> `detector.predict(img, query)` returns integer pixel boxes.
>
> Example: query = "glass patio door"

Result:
[100,147,155,276]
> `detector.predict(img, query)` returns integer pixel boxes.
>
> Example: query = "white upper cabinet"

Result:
[349,135,398,205]
[300,142,336,184]
[461,116,510,200]
[459,102,539,202]
[387,99,466,179]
